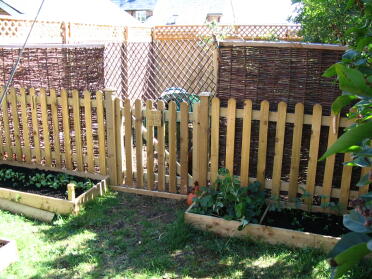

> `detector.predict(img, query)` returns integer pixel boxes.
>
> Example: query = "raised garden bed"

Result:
[0,238,18,272]
[0,161,108,217]
[185,204,342,252]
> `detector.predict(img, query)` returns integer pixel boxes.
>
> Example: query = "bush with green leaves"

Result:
[315,1,372,278]
[190,168,265,230]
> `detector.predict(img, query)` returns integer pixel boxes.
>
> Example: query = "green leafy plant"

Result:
[0,167,94,196]
[190,168,265,230]
[314,1,372,277]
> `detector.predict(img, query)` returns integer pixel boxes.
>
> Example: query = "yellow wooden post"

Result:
[168,101,177,192]
[225,98,237,175]
[240,100,252,187]
[67,183,76,201]
[210,97,220,184]
[135,99,143,188]
[288,103,304,202]
[198,92,211,187]
[96,91,106,175]
[257,100,270,190]
[104,89,118,185]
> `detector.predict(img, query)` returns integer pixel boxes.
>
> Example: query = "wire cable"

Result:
[0,0,46,106]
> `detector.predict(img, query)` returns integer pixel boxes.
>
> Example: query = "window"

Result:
[135,10,147,22]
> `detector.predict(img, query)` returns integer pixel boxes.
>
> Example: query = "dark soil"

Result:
[0,164,97,200]
[262,208,349,237]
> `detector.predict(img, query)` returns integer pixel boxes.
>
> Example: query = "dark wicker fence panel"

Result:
[216,44,350,191]
[0,46,105,92]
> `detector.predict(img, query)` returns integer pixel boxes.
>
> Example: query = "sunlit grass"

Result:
[0,191,371,279]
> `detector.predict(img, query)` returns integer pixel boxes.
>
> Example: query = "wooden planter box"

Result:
[0,161,109,217]
[185,205,340,252]
[0,238,18,272]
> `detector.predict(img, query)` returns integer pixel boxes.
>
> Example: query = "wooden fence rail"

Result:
[0,87,369,213]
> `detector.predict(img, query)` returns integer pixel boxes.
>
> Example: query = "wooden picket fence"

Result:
[0,87,369,212]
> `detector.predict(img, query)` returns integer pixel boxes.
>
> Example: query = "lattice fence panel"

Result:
[153,25,302,41]
[105,41,217,101]
[0,18,63,44]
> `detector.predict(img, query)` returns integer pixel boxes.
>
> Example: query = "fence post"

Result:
[105,89,118,185]
[198,92,212,187]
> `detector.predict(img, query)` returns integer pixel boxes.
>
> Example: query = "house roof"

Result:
[113,0,158,11]
[147,0,225,25]
[146,0,293,25]
[1,0,142,26]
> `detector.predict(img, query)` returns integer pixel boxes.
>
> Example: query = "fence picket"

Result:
[180,102,189,194]
[168,101,177,192]
[240,100,252,187]
[135,99,143,188]
[50,89,61,167]
[305,104,322,205]
[96,91,106,175]
[192,103,200,184]
[198,94,210,187]
[115,98,124,184]
[321,113,339,205]
[339,153,353,209]
[124,99,133,186]
[72,90,83,171]
[225,98,236,175]
[288,103,304,201]
[19,88,31,163]
[257,100,270,189]
[105,89,118,185]
[157,101,165,191]
[9,88,22,161]
[271,102,287,197]
[61,89,72,169]
[29,88,40,163]
[210,97,220,184]
[40,88,51,166]
[146,100,155,190]
[84,90,94,172]
[359,168,371,196]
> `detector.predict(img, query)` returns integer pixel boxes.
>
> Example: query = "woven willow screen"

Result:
[215,42,352,196]
[0,46,105,92]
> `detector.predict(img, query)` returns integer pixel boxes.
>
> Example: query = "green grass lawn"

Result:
[0,192,371,279]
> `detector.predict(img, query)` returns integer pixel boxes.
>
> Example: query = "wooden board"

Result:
[192,103,200,183]
[18,88,31,163]
[180,102,189,194]
[96,91,106,175]
[240,100,252,187]
[83,90,94,172]
[0,198,55,222]
[114,98,124,184]
[225,98,236,175]
[111,185,187,200]
[9,88,22,161]
[198,95,210,186]
[124,99,133,186]
[210,97,220,184]
[105,90,118,185]
[305,104,322,205]
[257,100,270,189]
[321,113,339,205]
[40,88,52,166]
[135,99,143,188]
[271,102,287,196]
[1,87,12,158]
[0,187,74,215]
[61,89,72,170]
[185,210,340,252]
[50,89,61,168]
[168,101,177,192]
[72,90,83,171]
[146,100,155,190]
[157,101,165,191]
